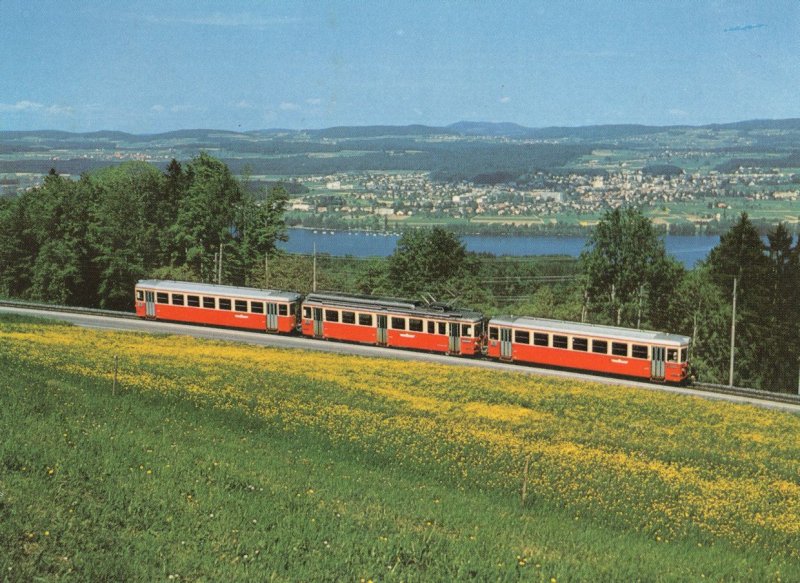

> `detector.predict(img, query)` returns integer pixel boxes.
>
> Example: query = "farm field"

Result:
[1,314,799,581]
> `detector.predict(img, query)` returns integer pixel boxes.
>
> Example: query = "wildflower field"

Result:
[1,314,798,581]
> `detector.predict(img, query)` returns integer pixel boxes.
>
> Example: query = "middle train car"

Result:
[300,292,484,355]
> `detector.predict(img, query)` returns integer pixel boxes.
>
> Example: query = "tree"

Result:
[387,227,468,299]
[580,207,682,328]
[705,212,773,388]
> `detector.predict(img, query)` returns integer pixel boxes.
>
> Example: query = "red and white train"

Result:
[135,279,692,384]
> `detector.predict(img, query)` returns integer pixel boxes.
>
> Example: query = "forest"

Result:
[1,155,798,393]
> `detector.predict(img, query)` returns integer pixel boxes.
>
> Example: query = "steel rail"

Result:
[1,298,799,407]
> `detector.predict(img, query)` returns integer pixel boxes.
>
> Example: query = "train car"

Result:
[486,316,691,383]
[134,280,301,333]
[301,292,484,355]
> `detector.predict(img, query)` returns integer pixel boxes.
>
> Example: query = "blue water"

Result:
[278,228,721,267]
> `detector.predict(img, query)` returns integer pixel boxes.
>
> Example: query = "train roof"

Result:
[136,280,301,302]
[489,316,691,346]
[305,292,484,321]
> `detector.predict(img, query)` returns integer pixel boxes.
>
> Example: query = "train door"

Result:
[313,307,324,338]
[377,315,388,346]
[448,322,461,354]
[500,328,512,360]
[651,346,666,381]
[145,291,156,318]
[266,303,278,331]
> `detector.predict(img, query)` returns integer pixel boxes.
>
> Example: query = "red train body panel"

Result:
[485,316,690,383]
[300,293,482,356]
[134,280,300,334]
[133,280,691,384]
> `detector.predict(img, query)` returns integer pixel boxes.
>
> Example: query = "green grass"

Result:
[1,315,797,581]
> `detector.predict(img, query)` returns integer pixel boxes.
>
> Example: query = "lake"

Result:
[278,228,721,267]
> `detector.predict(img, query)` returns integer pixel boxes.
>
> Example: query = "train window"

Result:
[632,345,648,359]
[572,337,588,351]
[391,317,406,330]
[409,318,423,332]
[342,311,356,324]
[553,335,568,349]
[489,327,498,340]
[172,294,184,306]
[358,313,373,326]
[156,292,168,304]
[187,295,200,307]
[325,310,339,322]
[680,348,688,363]
[461,324,472,337]
[514,330,530,344]
[290,303,297,315]
[136,290,144,301]
[219,298,231,310]
[251,301,264,314]
[278,304,288,316]
[303,306,311,319]
[667,349,678,362]
[612,342,628,357]
[438,322,446,335]
[592,340,607,354]
[427,321,435,334]
[234,300,248,312]
[533,332,548,347]
[203,296,216,309]
[475,322,483,337]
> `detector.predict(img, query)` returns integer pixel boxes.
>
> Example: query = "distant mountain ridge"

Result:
[4,118,800,142]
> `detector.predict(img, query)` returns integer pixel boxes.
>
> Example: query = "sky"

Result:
[2,0,799,133]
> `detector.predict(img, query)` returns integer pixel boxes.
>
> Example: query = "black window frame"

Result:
[427,321,436,334]
[358,313,373,326]
[391,317,406,330]
[592,339,608,354]
[218,298,232,311]
[187,295,200,308]
[250,301,264,314]
[202,296,216,309]
[303,306,311,318]
[438,322,446,335]
[325,309,339,323]
[409,318,423,332]
[171,294,184,306]
[572,337,588,352]
[533,332,548,347]
[680,348,688,363]
[514,330,530,344]
[667,348,678,362]
[156,292,168,304]
[552,335,568,349]
[489,327,499,340]
[461,324,472,337]
[342,311,356,324]
[632,344,648,359]
[136,290,144,301]
[278,304,288,316]
[234,300,248,312]
[612,342,628,357]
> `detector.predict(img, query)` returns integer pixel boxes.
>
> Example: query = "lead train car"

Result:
[301,293,484,355]
[486,316,691,383]
[135,280,301,333]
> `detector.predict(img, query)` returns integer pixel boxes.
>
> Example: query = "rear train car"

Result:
[301,292,484,355]
[486,316,691,383]
[135,280,301,333]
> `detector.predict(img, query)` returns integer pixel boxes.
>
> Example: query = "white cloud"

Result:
[279,101,301,111]
[0,100,73,115]
[668,108,689,118]
[499,96,511,104]
[151,104,166,113]
[305,98,322,106]
[140,12,300,30]
[170,104,205,113]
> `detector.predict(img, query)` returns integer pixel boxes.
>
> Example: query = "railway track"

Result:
[2,298,799,409]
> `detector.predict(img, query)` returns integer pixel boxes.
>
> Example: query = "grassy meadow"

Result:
[1,314,799,581]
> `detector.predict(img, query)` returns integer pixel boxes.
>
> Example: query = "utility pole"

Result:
[312,242,317,292]
[213,252,218,285]
[264,251,269,289]
[218,242,223,285]
[729,276,737,387]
